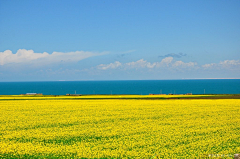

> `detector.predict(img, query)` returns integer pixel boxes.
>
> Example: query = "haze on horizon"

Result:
[0,0,239,81]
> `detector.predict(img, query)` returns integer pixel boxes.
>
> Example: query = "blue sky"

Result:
[0,0,240,81]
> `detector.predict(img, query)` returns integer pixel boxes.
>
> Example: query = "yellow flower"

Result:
[0,96,239,158]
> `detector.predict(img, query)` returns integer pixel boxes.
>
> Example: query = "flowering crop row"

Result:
[0,98,239,158]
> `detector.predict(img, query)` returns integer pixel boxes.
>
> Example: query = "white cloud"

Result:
[202,60,240,70]
[122,50,136,54]
[160,56,173,65]
[0,49,48,65]
[172,61,197,68]
[219,60,240,66]
[126,59,156,69]
[202,63,216,69]
[0,49,106,66]
[96,57,240,73]
[97,61,122,70]
[97,57,197,71]
[155,57,173,67]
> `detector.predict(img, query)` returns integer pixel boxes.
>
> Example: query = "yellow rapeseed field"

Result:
[0,97,239,158]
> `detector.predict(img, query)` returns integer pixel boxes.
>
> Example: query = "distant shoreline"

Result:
[0,94,240,100]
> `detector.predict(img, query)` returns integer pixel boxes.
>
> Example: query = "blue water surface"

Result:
[0,80,239,95]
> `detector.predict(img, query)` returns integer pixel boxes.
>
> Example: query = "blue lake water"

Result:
[0,79,239,95]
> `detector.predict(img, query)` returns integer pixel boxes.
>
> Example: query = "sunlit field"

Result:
[0,96,239,158]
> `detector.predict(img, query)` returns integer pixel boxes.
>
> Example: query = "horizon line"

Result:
[0,78,240,82]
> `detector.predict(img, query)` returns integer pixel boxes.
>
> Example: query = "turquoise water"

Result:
[0,79,239,95]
